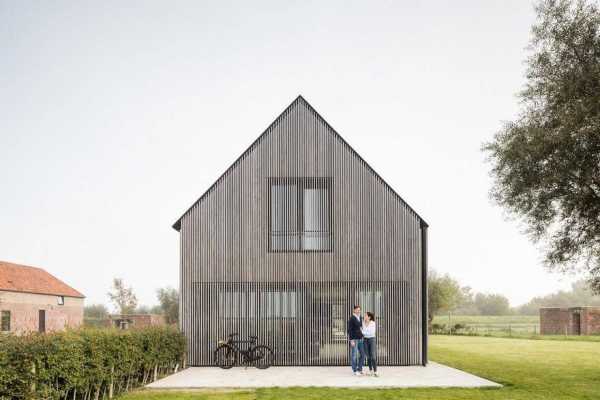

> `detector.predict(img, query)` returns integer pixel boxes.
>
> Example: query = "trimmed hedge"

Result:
[0,326,186,400]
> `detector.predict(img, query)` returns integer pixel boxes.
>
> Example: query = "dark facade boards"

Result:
[173,96,428,366]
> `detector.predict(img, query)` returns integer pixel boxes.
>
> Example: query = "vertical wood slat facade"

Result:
[173,96,428,366]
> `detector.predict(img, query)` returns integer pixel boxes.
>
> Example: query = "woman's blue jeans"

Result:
[364,337,377,372]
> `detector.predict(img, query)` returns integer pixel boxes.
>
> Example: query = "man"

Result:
[347,304,365,376]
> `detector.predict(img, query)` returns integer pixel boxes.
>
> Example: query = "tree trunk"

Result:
[109,366,114,399]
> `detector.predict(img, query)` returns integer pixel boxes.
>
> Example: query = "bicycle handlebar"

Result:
[225,333,258,343]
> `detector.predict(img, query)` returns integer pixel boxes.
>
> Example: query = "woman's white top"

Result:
[361,321,376,338]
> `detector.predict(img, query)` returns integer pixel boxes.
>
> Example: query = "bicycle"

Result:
[214,333,274,369]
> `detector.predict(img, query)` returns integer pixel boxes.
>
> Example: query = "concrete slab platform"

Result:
[147,362,501,389]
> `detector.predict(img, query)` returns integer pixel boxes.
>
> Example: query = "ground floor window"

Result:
[1,310,10,332]
[190,281,419,366]
[217,290,297,319]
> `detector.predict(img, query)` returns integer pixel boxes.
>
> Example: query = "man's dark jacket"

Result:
[347,314,363,340]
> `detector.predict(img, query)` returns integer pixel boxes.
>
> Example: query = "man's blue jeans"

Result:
[350,339,365,372]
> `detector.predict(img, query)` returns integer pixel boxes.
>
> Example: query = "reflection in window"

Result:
[271,184,299,251]
[270,178,331,252]
[359,290,383,323]
[261,291,297,318]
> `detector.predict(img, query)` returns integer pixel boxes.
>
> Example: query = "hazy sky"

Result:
[1,1,582,309]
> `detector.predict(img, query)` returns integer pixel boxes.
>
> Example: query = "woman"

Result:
[361,312,378,376]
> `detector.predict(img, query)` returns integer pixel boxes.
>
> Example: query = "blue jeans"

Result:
[364,337,377,372]
[350,339,365,372]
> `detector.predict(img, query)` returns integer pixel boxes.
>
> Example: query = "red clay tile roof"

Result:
[0,261,85,298]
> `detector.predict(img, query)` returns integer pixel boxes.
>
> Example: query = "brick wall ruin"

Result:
[540,306,600,335]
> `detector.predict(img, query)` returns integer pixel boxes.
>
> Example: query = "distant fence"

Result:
[431,322,541,337]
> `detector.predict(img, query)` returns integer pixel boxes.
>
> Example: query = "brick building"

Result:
[0,261,84,334]
[540,306,600,335]
[106,314,166,330]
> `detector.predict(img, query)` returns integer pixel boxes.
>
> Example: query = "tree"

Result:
[454,286,480,315]
[107,278,138,314]
[483,0,600,293]
[83,304,109,319]
[473,293,511,315]
[518,279,600,314]
[156,287,179,325]
[134,305,162,315]
[427,271,464,323]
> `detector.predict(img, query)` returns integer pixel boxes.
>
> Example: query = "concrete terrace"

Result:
[147,362,502,389]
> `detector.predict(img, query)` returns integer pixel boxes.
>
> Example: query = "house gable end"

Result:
[173,96,427,231]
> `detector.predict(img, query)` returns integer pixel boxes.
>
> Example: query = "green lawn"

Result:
[123,335,600,400]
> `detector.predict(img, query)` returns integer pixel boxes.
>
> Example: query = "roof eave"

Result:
[172,220,181,232]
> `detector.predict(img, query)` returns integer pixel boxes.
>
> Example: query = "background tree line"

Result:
[428,270,600,321]
[84,278,179,326]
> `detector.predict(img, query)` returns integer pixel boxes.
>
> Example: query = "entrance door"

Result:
[572,312,581,335]
[38,310,46,333]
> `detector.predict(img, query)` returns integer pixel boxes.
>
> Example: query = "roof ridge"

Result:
[171,95,428,230]
[0,261,85,298]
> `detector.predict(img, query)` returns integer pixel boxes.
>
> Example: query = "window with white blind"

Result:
[269,177,332,252]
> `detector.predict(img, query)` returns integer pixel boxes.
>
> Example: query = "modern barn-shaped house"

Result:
[173,96,428,366]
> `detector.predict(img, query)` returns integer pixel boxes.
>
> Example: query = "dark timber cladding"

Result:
[173,96,428,366]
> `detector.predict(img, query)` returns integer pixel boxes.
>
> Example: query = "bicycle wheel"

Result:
[251,345,274,369]
[214,344,237,369]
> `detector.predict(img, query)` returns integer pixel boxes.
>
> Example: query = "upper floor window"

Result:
[1,311,10,332]
[269,177,332,252]
[57,296,64,305]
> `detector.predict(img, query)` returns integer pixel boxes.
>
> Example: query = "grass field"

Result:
[122,334,600,400]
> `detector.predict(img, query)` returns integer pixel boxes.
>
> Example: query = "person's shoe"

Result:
[354,371,361,376]
[373,372,379,377]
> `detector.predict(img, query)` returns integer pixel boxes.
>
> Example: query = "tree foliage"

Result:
[518,279,600,314]
[83,304,109,319]
[484,0,600,293]
[134,305,162,315]
[107,278,138,314]
[428,271,465,322]
[156,287,179,325]
[473,293,512,316]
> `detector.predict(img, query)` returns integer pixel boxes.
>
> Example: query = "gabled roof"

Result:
[172,95,428,231]
[0,261,85,298]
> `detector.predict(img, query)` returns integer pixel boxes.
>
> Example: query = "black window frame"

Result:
[57,296,64,305]
[268,177,333,253]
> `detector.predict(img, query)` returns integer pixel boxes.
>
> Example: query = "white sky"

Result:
[1,1,582,310]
